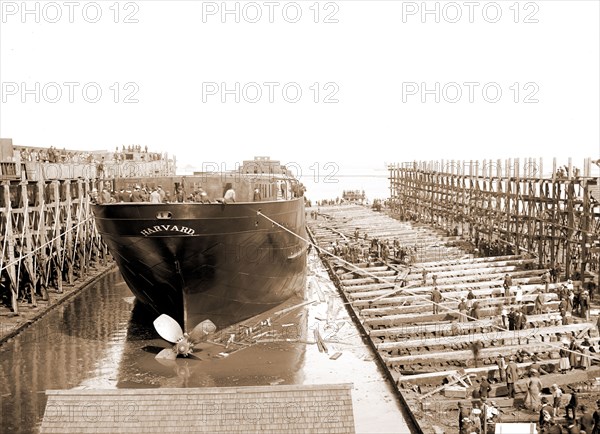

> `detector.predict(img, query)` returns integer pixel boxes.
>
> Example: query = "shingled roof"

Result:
[40,383,355,433]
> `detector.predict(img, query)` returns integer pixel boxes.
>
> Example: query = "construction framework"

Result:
[0,177,108,314]
[388,158,600,280]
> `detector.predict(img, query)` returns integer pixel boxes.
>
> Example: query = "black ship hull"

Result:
[92,198,307,330]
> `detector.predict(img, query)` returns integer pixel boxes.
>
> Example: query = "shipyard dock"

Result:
[3,150,600,433]
[305,157,600,433]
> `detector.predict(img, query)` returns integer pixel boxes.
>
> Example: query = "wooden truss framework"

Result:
[0,178,106,314]
[388,158,600,276]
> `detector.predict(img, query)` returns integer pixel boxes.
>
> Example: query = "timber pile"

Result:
[308,204,600,428]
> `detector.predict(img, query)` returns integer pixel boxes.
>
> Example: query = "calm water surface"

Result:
[0,270,307,434]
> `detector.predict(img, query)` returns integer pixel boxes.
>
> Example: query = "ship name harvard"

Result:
[140,225,196,236]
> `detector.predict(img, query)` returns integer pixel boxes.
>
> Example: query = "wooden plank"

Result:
[376,323,592,351]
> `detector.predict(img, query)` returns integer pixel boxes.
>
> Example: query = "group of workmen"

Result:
[326,231,419,266]
[446,269,600,433]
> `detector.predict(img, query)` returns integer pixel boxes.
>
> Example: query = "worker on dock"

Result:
[495,354,507,383]
[431,287,442,314]
[503,274,512,296]
[458,298,468,322]
[541,270,551,293]
[505,356,518,398]
[565,391,578,420]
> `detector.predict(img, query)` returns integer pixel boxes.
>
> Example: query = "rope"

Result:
[256,209,600,364]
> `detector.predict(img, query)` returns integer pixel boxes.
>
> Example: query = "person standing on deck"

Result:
[458,298,468,323]
[431,287,442,314]
[131,186,143,202]
[223,183,236,203]
[496,355,507,383]
[149,188,161,204]
[503,274,512,298]
[551,384,563,418]
[515,285,523,305]
[505,356,519,399]
[157,185,166,203]
[541,270,551,293]
[534,291,545,314]
[253,188,262,202]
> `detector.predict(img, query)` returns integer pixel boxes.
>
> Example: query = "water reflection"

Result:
[0,271,132,433]
[0,270,307,434]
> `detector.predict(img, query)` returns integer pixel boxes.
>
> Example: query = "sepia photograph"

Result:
[0,1,599,433]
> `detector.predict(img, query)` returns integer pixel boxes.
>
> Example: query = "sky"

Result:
[0,0,599,199]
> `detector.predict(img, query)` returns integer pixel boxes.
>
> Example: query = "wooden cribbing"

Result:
[376,323,592,352]
[363,301,561,327]
[369,312,563,338]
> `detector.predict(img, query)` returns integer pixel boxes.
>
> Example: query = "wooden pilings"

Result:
[0,177,108,315]
[388,158,600,278]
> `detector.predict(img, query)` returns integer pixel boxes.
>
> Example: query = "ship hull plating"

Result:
[92,199,307,330]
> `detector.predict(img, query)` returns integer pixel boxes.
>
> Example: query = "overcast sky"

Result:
[1,0,598,185]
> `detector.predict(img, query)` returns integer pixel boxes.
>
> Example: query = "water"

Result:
[0,261,409,434]
[0,272,132,433]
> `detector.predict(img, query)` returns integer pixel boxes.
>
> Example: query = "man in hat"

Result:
[506,356,519,399]
[565,391,578,420]
[131,185,143,202]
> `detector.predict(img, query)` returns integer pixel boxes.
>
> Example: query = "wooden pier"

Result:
[0,139,175,320]
[307,200,600,433]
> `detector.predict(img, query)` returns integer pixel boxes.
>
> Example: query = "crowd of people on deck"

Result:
[92,184,213,204]
[16,145,167,165]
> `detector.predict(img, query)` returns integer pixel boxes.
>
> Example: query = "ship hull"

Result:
[92,199,307,330]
